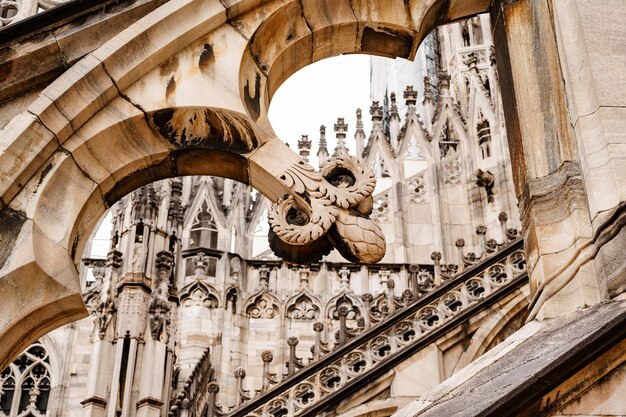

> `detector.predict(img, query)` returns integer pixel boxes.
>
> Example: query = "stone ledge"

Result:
[393,298,626,417]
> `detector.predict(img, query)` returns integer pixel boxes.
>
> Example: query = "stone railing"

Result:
[225,238,526,417]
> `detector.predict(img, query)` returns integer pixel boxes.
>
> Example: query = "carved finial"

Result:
[106,249,123,269]
[356,108,364,131]
[208,382,220,393]
[499,212,508,222]
[430,251,442,262]
[298,134,312,162]
[193,252,209,276]
[390,92,399,119]
[334,118,349,156]
[476,225,488,235]
[370,101,383,123]
[317,125,328,163]
[313,322,324,332]
[262,351,273,363]
[423,78,433,101]
[334,118,348,139]
[287,336,299,346]
[455,238,465,247]
[404,85,418,107]
[155,250,174,272]
[234,367,246,379]
[319,125,327,146]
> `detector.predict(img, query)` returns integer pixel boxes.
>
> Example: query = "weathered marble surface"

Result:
[393,298,626,417]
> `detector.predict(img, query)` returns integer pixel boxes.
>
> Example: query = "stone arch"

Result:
[179,279,221,308]
[243,290,281,319]
[285,290,321,320]
[325,291,364,322]
[0,0,496,367]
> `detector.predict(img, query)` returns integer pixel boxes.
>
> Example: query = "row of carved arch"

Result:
[179,276,430,324]
[241,289,412,323]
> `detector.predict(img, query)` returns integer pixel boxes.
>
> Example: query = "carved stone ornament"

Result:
[149,251,174,342]
[268,156,385,264]
[286,291,321,320]
[149,281,171,342]
[179,280,220,308]
[245,292,280,319]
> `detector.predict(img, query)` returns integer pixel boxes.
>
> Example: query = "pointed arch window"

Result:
[439,121,460,157]
[189,201,218,250]
[0,342,51,417]
[477,117,492,159]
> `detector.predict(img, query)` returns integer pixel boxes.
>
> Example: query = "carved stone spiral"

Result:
[268,156,385,264]
[320,156,376,211]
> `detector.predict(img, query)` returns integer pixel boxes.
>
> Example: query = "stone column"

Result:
[83,250,122,417]
[136,251,174,417]
[491,0,599,319]
[551,0,626,301]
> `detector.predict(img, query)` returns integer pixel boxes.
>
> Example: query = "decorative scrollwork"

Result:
[418,306,441,329]
[319,367,342,391]
[320,155,376,210]
[344,352,368,375]
[487,264,508,285]
[268,156,385,264]
[293,383,316,408]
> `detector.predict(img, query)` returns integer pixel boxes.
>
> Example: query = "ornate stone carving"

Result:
[476,169,495,203]
[268,156,385,264]
[286,292,320,320]
[327,293,362,323]
[83,260,106,314]
[408,174,427,203]
[179,280,220,308]
[371,193,390,222]
[443,154,463,184]
[416,269,436,292]
[149,251,174,342]
[244,292,280,319]
[233,245,526,417]
[92,250,122,340]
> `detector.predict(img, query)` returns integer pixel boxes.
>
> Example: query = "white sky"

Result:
[268,55,375,166]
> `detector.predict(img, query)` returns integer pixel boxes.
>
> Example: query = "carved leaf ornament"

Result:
[268,156,385,264]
